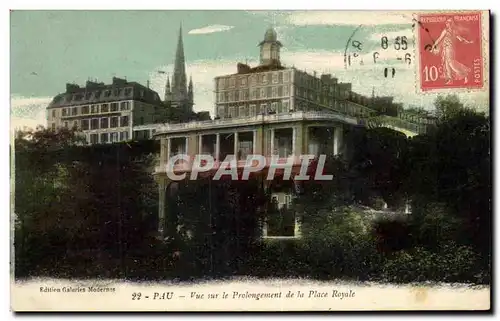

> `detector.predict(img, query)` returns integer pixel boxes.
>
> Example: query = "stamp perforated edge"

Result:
[412,10,490,96]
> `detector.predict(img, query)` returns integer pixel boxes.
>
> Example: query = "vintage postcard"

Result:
[10,10,491,312]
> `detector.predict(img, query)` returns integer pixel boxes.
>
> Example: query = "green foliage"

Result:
[167,178,265,277]
[14,127,159,278]
[346,127,409,208]
[372,217,413,253]
[410,201,464,249]
[406,97,490,262]
[299,207,382,280]
[382,243,480,283]
[434,94,467,121]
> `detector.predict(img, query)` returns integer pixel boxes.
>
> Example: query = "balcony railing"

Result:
[152,111,358,135]
[132,106,429,138]
[380,115,428,134]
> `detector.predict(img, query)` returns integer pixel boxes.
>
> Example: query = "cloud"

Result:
[284,11,414,26]
[188,25,234,35]
[10,95,51,132]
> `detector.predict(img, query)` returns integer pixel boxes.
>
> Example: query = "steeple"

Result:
[188,75,193,102]
[172,23,188,106]
[164,75,172,102]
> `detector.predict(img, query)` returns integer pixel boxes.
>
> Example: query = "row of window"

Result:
[294,71,337,91]
[295,88,339,106]
[217,70,291,89]
[295,86,351,102]
[215,85,351,106]
[88,131,130,144]
[57,101,131,118]
[60,88,134,104]
[216,100,292,119]
[217,85,290,103]
[56,115,130,131]
[217,69,353,99]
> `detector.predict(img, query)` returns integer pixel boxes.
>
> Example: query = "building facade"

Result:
[213,28,374,122]
[46,77,164,144]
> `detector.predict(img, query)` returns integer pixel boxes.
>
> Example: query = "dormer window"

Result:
[104,90,111,97]
[94,91,102,98]
[124,88,132,96]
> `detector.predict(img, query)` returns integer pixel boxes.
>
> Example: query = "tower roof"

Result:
[259,27,282,47]
[264,27,277,42]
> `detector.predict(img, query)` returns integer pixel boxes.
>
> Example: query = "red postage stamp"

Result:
[418,11,483,91]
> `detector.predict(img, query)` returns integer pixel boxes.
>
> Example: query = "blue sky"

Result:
[10,10,489,129]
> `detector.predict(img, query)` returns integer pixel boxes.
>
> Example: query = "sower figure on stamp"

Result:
[431,18,474,85]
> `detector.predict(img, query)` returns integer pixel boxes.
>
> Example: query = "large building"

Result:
[153,27,377,240]
[213,28,374,121]
[46,77,164,144]
[163,25,194,113]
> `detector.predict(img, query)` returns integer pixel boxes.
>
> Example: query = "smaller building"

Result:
[46,77,165,145]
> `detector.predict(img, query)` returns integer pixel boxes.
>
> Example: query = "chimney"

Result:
[112,77,127,85]
[66,83,80,93]
[237,63,251,74]
[147,80,150,88]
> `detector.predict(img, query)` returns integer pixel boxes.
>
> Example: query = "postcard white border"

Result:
[4,0,497,318]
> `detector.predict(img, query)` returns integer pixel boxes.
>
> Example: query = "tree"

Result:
[406,95,490,264]
[14,126,160,278]
[14,126,90,276]
[348,127,410,209]
[434,94,467,121]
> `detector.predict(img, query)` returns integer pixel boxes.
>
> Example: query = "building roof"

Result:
[264,27,277,42]
[47,77,163,109]
[212,62,288,77]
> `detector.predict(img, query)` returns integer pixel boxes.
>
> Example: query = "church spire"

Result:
[172,23,188,105]
[188,75,193,102]
[164,75,172,102]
